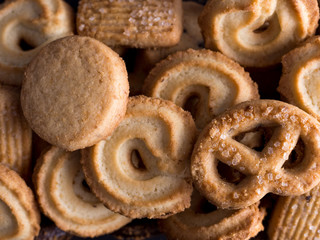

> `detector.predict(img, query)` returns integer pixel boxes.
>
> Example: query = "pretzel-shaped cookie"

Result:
[143,49,259,129]
[0,0,74,86]
[0,164,40,240]
[278,36,320,122]
[199,0,319,67]
[81,96,197,219]
[192,100,320,209]
[34,146,131,238]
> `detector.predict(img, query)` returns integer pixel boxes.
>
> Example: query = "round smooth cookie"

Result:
[21,36,129,151]
[81,96,197,219]
[33,146,131,238]
[0,163,40,240]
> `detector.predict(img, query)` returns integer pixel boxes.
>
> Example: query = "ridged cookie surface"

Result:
[77,0,182,48]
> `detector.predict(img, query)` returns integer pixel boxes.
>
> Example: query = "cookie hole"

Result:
[282,138,305,169]
[217,161,246,185]
[253,21,270,33]
[234,126,276,152]
[183,94,200,120]
[81,180,91,193]
[193,197,217,214]
[197,41,205,48]
[19,38,35,51]
[131,150,146,170]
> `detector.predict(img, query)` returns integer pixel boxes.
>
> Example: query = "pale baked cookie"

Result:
[160,191,265,240]
[0,164,40,240]
[143,49,259,129]
[81,96,197,219]
[278,36,320,122]
[129,1,204,95]
[268,183,320,239]
[141,2,204,68]
[192,100,320,209]
[199,0,319,67]
[0,86,32,180]
[0,0,74,86]
[21,36,129,151]
[77,0,182,48]
[33,146,131,238]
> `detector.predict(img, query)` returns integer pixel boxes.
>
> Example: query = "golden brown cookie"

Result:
[21,36,129,151]
[81,96,197,219]
[160,191,265,240]
[199,0,319,67]
[0,85,32,180]
[268,183,320,239]
[129,1,204,95]
[0,0,74,86]
[77,0,183,48]
[0,163,40,240]
[143,49,259,129]
[34,146,131,238]
[192,100,320,209]
[141,1,204,67]
[278,36,320,122]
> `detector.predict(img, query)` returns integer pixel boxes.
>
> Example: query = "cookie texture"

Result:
[82,96,197,219]
[278,36,320,122]
[21,35,129,151]
[0,0,74,86]
[192,100,320,209]
[77,0,183,48]
[0,86,32,180]
[144,49,259,129]
[0,163,40,240]
[199,0,319,67]
[160,191,265,240]
[268,183,320,240]
[34,146,131,238]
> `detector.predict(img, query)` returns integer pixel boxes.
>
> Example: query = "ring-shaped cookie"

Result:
[144,49,259,129]
[192,100,320,209]
[34,146,131,238]
[199,0,319,67]
[278,36,320,122]
[160,191,265,240]
[81,96,197,219]
[0,164,40,240]
[0,0,74,86]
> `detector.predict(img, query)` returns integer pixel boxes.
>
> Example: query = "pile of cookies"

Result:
[1,0,320,239]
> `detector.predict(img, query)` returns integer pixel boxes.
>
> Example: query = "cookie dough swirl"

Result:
[0,0,74,86]
[33,146,131,238]
[144,49,259,129]
[82,96,197,219]
[0,164,40,240]
[192,100,320,209]
[278,36,320,122]
[160,191,265,240]
[199,0,319,67]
